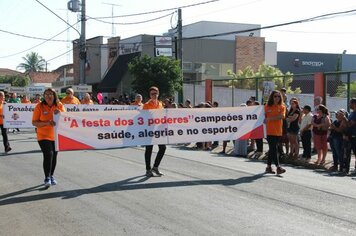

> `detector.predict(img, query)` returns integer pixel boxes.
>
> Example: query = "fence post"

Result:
[255,77,259,102]
[314,72,325,105]
[232,81,234,107]
[205,79,212,103]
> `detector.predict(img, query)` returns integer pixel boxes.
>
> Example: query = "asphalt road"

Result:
[1,131,356,236]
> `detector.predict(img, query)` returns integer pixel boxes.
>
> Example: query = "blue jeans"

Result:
[330,137,344,168]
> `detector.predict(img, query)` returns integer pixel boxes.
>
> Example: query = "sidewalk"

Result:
[184,141,356,174]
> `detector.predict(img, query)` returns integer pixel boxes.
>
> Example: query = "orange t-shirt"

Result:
[0,102,4,125]
[32,102,65,141]
[131,101,143,106]
[61,96,81,105]
[264,104,286,136]
[81,99,94,105]
[143,99,163,110]
[21,99,31,104]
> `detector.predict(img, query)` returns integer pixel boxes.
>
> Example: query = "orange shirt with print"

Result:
[61,96,81,104]
[264,104,286,136]
[0,102,4,125]
[143,99,163,110]
[32,102,65,141]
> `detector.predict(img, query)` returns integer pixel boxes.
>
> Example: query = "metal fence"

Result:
[183,71,356,112]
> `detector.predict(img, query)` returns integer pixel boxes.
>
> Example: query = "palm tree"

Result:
[17,52,46,72]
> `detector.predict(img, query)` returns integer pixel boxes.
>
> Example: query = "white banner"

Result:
[54,106,265,151]
[3,104,141,128]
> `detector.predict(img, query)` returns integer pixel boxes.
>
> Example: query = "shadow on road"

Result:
[0,172,267,206]
[0,149,41,157]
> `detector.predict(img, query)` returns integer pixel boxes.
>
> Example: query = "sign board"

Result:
[262,81,275,103]
[0,83,11,91]
[8,87,26,94]
[155,36,172,46]
[155,48,173,57]
[26,86,45,94]
[72,85,92,93]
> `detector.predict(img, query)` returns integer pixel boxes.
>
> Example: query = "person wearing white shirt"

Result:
[300,105,313,160]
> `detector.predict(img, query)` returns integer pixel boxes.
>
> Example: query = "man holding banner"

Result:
[143,86,166,177]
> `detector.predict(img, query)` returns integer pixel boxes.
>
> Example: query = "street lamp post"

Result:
[68,0,86,85]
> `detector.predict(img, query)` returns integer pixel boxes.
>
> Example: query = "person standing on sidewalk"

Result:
[143,86,166,177]
[264,90,286,175]
[312,104,331,165]
[342,98,356,174]
[299,105,313,161]
[0,91,11,153]
[329,109,347,172]
[32,88,65,187]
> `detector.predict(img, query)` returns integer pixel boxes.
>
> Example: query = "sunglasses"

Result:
[274,95,281,98]
[150,92,158,96]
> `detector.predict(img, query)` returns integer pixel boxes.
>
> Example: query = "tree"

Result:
[226,63,301,94]
[0,75,31,87]
[17,52,46,72]
[128,55,183,99]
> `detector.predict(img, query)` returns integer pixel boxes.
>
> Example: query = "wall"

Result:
[183,83,349,112]
[235,36,265,72]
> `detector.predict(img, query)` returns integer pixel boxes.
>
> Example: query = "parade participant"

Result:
[21,94,31,104]
[61,88,80,104]
[264,90,286,175]
[143,86,166,177]
[81,93,94,105]
[8,92,21,103]
[0,91,11,153]
[32,88,65,187]
[32,94,42,103]
[130,94,143,106]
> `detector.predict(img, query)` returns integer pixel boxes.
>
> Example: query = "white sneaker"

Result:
[50,176,57,185]
[44,177,51,187]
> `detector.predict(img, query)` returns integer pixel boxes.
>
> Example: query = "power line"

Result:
[182,8,356,40]
[0,26,78,58]
[91,0,220,19]
[0,26,76,42]
[88,11,175,25]
[34,0,81,36]
[47,48,73,63]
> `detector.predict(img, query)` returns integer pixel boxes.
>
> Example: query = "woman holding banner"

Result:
[143,86,166,177]
[264,90,286,175]
[32,88,65,187]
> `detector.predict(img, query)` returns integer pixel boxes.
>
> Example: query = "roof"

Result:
[0,68,23,76]
[28,71,61,83]
[98,52,141,93]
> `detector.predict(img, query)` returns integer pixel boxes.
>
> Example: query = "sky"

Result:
[1,0,356,72]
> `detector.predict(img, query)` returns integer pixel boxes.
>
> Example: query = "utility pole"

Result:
[79,0,86,85]
[177,8,183,103]
[68,0,86,85]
